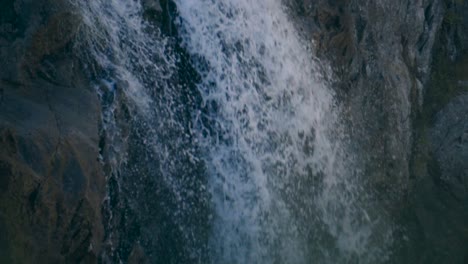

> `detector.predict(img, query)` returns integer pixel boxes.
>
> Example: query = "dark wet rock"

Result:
[0,160,12,193]
[291,0,468,261]
[409,92,468,262]
[23,11,81,75]
[396,169,468,264]
[128,243,150,264]
[431,93,468,203]
[0,0,105,262]
[142,0,167,31]
[291,0,446,203]
[400,1,468,260]
[143,0,163,13]
[0,217,11,263]
[0,0,467,262]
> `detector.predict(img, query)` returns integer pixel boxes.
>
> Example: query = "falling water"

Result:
[175,1,392,263]
[71,0,393,263]
[71,0,210,262]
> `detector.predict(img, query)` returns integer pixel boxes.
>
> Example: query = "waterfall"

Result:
[71,0,393,263]
[174,1,392,263]
[71,0,210,262]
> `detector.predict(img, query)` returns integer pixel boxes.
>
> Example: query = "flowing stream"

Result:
[71,0,393,263]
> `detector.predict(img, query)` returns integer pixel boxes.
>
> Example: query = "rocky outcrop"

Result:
[431,93,468,206]
[403,0,468,260]
[292,0,468,261]
[292,0,445,202]
[1,0,467,262]
[0,0,105,262]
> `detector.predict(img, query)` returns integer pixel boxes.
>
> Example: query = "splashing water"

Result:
[71,0,393,263]
[71,0,210,262]
[175,0,392,263]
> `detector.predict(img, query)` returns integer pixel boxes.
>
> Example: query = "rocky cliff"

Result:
[0,0,467,263]
[0,0,105,262]
[291,0,443,201]
[290,0,468,262]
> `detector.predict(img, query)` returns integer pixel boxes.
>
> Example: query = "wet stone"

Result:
[62,157,86,197]
[0,160,12,193]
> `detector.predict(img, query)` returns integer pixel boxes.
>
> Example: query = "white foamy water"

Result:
[71,0,177,113]
[71,1,210,261]
[71,0,393,262]
[175,0,390,263]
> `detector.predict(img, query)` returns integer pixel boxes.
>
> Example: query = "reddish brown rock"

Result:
[0,0,105,262]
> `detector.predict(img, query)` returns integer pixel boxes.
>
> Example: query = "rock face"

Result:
[291,0,468,261]
[292,0,445,201]
[1,0,467,263]
[0,0,105,262]
[405,0,468,262]
[431,94,468,204]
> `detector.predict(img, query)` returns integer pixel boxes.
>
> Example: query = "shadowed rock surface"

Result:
[431,94,468,203]
[0,0,467,263]
[291,0,444,201]
[0,0,105,262]
[292,0,468,262]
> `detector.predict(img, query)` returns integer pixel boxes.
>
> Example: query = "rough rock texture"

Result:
[0,0,105,262]
[1,0,467,262]
[402,1,468,261]
[292,0,445,202]
[431,92,468,208]
[405,96,468,262]
[96,2,210,262]
[292,0,468,261]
